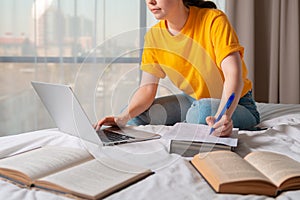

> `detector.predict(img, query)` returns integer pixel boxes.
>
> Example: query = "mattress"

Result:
[0,102,300,200]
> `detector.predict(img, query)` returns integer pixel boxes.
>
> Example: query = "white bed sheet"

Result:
[0,102,300,200]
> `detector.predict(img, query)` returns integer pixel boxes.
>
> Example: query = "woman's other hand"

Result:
[206,115,233,137]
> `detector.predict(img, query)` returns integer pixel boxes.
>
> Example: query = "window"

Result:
[0,0,144,135]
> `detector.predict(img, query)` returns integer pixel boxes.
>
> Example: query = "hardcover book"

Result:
[191,150,300,196]
[170,140,234,157]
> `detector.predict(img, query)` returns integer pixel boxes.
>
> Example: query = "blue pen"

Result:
[209,92,235,135]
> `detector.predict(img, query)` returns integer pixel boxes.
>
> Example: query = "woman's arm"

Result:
[94,71,159,130]
[206,51,244,136]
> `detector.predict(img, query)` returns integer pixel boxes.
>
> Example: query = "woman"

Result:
[95,0,260,137]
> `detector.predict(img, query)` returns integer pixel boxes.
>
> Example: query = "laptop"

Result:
[31,81,161,146]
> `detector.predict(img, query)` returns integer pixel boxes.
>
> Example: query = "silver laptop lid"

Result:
[31,81,101,145]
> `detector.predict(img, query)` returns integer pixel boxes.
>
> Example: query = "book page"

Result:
[194,151,271,184]
[35,158,152,199]
[0,146,93,182]
[162,123,238,147]
[245,151,300,188]
[191,150,277,196]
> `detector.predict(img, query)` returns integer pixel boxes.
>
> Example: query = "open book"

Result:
[191,150,300,196]
[0,146,153,199]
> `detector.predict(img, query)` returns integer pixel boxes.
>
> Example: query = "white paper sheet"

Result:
[161,123,238,147]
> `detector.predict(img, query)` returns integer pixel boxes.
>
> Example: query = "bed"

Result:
[0,102,300,200]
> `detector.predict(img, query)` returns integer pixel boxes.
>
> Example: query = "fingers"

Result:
[93,116,117,131]
[93,120,102,131]
[213,120,233,137]
[206,116,215,127]
[206,115,233,137]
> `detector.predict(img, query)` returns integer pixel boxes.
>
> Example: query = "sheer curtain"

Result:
[226,0,300,104]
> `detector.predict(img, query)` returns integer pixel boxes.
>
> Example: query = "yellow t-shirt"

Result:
[141,6,252,100]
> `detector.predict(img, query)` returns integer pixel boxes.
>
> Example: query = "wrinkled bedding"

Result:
[0,103,300,200]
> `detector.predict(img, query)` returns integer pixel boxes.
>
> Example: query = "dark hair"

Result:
[183,0,217,9]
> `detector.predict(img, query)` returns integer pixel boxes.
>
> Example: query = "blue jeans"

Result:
[128,91,260,130]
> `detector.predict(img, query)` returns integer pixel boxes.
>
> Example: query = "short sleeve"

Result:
[140,33,166,78]
[211,13,244,67]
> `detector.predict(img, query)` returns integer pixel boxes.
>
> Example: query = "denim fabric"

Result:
[186,91,260,130]
[128,91,260,130]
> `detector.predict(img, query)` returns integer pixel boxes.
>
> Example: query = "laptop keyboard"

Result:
[98,129,134,143]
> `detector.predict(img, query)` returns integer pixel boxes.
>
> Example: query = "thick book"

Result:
[165,123,238,157]
[0,146,153,200]
[170,140,234,157]
[190,150,300,196]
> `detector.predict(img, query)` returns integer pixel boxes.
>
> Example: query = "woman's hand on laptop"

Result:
[94,115,129,131]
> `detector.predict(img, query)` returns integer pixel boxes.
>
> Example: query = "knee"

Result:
[127,104,169,126]
[186,98,219,124]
